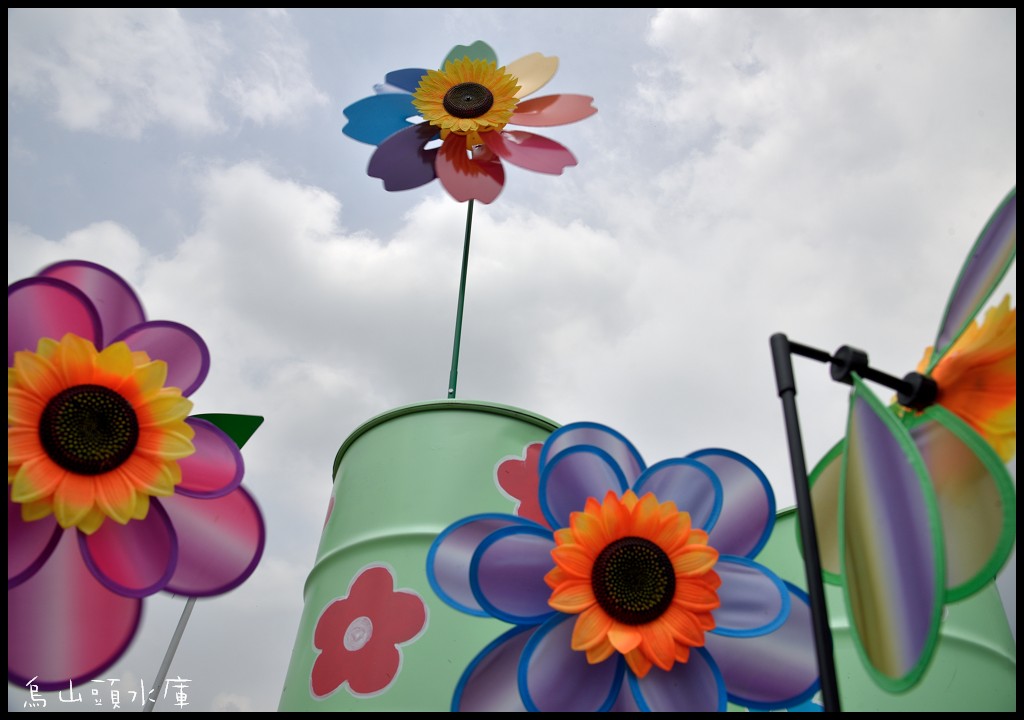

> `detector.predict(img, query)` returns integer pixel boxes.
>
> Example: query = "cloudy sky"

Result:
[8,8,1016,712]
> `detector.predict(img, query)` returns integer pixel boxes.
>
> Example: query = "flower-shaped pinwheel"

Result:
[427,422,820,711]
[808,187,1017,691]
[8,260,265,690]
[342,40,597,204]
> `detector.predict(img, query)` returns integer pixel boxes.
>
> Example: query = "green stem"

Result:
[448,199,475,398]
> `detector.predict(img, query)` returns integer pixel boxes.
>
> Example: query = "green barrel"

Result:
[751,507,1016,712]
[277,400,559,711]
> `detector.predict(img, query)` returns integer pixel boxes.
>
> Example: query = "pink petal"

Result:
[176,418,244,498]
[39,260,146,346]
[80,500,177,597]
[482,130,578,175]
[511,94,598,127]
[8,495,61,588]
[8,277,101,365]
[7,529,141,691]
[436,134,504,203]
[112,321,210,397]
[159,487,265,596]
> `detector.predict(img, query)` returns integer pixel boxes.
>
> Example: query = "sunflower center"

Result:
[442,82,494,118]
[39,384,140,475]
[591,536,676,625]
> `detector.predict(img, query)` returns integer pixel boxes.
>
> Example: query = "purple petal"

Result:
[367,122,438,190]
[176,418,244,498]
[427,514,531,616]
[685,448,775,558]
[8,496,61,588]
[539,446,628,530]
[470,524,557,624]
[8,277,101,364]
[80,500,177,597]
[711,557,788,635]
[7,529,141,690]
[160,487,265,596]
[520,613,624,712]
[452,625,533,711]
[808,441,844,579]
[633,458,722,532]
[38,260,146,346]
[481,130,578,175]
[704,582,820,710]
[538,422,645,486]
[630,646,726,711]
[112,320,209,396]
[511,94,598,127]
[342,92,419,146]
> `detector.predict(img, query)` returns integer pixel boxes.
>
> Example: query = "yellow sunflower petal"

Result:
[52,473,98,528]
[20,498,54,522]
[78,507,107,535]
[11,458,66,503]
[135,426,195,460]
[96,341,136,379]
[54,333,99,386]
[94,469,140,525]
[137,392,194,426]
[12,350,64,400]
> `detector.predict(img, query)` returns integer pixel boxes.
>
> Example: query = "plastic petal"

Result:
[443,41,497,67]
[37,260,146,347]
[435,134,504,203]
[905,406,1016,601]
[367,122,439,191]
[506,52,558,99]
[383,67,429,93]
[8,495,61,588]
[807,441,844,581]
[703,582,820,710]
[539,446,629,530]
[539,422,646,487]
[113,320,210,396]
[469,524,557,624]
[452,625,532,711]
[7,529,141,690]
[632,458,722,531]
[519,613,624,712]
[481,130,578,175]
[342,92,420,146]
[159,487,265,596]
[629,646,726,712]
[929,187,1016,370]
[428,514,530,616]
[840,377,944,691]
[7,277,101,364]
[710,556,789,636]
[685,449,776,559]
[511,94,598,126]
[80,499,176,597]
[175,418,245,498]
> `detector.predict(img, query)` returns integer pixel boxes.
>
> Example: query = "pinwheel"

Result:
[802,187,1016,692]
[427,422,820,711]
[8,260,265,690]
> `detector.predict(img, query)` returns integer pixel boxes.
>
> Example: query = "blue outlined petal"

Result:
[470,524,558,625]
[709,556,789,637]
[633,457,722,533]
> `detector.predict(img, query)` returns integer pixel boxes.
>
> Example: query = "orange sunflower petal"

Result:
[551,543,597,577]
[12,350,63,401]
[11,458,66,503]
[673,544,719,576]
[94,468,141,524]
[624,649,654,679]
[52,473,98,528]
[571,605,613,651]
[8,426,44,465]
[639,621,677,672]
[585,636,617,665]
[607,624,643,655]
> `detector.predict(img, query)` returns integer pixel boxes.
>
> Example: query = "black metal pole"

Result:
[769,333,841,712]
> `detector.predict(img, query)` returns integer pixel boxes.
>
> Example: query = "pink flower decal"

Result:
[495,442,545,525]
[311,564,427,698]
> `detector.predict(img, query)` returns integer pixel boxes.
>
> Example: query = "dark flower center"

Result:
[443,82,494,119]
[591,536,676,625]
[39,384,139,475]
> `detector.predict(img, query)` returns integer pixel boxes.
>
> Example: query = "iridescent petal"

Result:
[427,514,528,616]
[8,495,60,587]
[807,441,844,580]
[633,458,721,534]
[629,646,726,711]
[538,422,645,487]
[703,583,819,709]
[709,556,788,636]
[511,94,598,126]
[175,418,244,498]
[481,130,578,175]
[470,524,557,624]
[452,625,532,711]
[160,487,264,596]
[7,529,141,690]
[112,321,209,397]
[342,92,420,146]
[435,134,504,204]
[7,277,101,365]
[685,449,775,559]
[80,499,176,597]
[367,122,439,191]
[38,260,146,347]
[539,446,628,530]
[520,613,624,712]
[841,377,944,691]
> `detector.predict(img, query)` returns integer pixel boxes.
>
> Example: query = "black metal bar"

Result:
[769,333,842,712]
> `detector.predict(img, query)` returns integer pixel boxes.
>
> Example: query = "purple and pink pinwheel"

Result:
[8,260,265,690]
[427,422,819,711]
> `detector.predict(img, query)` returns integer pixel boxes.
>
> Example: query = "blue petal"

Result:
[470,524,558,625]
[633,458,723,532]
[384,67,430,93]
[539,445,629,530]
[710,556,789,636]
[342,92,418,146]
[629,646,727,711]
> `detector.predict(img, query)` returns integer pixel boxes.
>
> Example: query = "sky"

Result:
[7,7,1016,712]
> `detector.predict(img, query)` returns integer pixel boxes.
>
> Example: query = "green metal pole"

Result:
[448,199,475,399]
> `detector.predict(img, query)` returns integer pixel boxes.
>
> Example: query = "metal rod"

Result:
[769,333,842,712]
[144,596,196,712]
[447,199,475,399]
